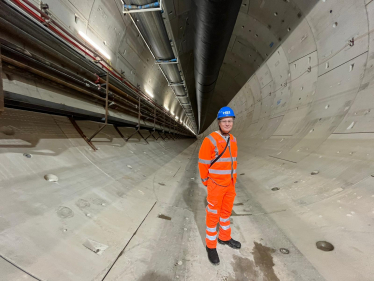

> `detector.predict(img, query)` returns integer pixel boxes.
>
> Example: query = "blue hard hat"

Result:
[217,106,235,120]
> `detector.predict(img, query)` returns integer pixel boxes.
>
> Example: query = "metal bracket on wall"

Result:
[123,0,163,14]
[145,106,157,141]
[168,82,185,87]
[168,133,175,141]
[145,130,156,141]
[154,131,161,140]
[124,97,149,144]
[69,117,98,151]
[159,131,166,141]
[155,58,178,65]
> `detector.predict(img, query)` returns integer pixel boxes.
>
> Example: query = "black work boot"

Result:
[206,246,220,265]
[218,238,241,249]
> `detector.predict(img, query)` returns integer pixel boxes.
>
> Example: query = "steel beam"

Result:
[69,117,97,151]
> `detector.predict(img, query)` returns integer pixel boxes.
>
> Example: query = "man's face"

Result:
[219,117,234,134]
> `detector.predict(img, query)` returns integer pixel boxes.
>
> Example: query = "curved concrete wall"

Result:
[202,0,374,279]
[0,108,195,280]
[1,0,374,280]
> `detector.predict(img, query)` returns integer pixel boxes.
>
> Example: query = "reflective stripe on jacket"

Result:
[198,131,238,186]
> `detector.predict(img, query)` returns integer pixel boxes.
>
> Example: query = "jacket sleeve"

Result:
[198,137,213,186]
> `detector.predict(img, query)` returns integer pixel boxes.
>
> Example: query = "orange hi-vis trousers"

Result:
[205,179,236,249]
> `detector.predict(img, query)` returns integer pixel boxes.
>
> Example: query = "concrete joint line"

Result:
[101,201,157,281]
[0,254,43,281]
[317,51,368,78]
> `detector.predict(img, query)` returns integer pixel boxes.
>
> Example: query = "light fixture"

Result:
[164,106,169,111]
[78,31,111,60]
[145,89,154,98]
[171,112,175,116]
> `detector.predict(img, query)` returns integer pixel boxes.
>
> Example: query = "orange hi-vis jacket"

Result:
[198,131,238,187]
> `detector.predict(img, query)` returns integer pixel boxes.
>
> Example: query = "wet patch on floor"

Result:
[229,242,279,281]
[229,255,258,281]
[138,271,172,281]
[158,214,171,220]
[252,242,279,281]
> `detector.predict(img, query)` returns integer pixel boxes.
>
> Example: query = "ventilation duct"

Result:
[192,0,242,132]
[126,0,196,129]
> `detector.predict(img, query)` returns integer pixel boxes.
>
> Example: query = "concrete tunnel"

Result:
[0,0,373,280]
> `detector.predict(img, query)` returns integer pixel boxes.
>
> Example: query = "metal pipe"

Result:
[193,0,241,132]
[8,0,183,130]
[127,8,195,124]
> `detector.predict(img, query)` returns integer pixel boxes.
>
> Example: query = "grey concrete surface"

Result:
[1,0,374,280]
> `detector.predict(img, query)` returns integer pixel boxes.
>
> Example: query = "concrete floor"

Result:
[1,107,373,280]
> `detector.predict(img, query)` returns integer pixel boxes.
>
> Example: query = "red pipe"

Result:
[11,0,175,120]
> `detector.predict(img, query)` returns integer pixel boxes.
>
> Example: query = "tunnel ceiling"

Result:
[164,0,319,131]
[0,0,319,133]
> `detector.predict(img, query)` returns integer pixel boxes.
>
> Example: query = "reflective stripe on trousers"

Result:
[220,224,230,230]
[208,169,237,175]
[206,205,217,214]
[206,234,217,241]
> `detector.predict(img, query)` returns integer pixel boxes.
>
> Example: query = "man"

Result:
[198,106,241,265]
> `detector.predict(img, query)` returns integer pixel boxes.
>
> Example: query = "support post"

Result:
[114,125,126,141]
[69,117,97,151]
[162,113,167,141]
[125,96,148,144]
[88,71,109,141]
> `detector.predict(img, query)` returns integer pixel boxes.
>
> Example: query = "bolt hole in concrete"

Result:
[158,214,171,220]
[316,241,334,251]
[311,170,319,175]
[280,248,290,254]
[234,203,244,206]
[271,187,280,191]
[23,153,32,158]
[44,174,58,182]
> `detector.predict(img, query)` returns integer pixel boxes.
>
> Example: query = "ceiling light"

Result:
[145,89,154,98]
[78,31,111,60]
[164,106,169,111]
